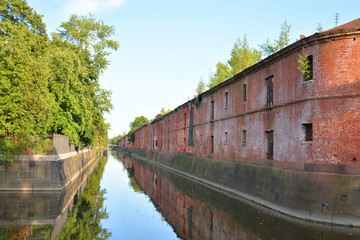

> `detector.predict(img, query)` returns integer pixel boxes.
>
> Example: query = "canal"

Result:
[1,149,360,239]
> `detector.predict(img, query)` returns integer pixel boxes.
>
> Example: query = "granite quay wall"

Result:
[120,150,360,239]
[0,148,105,191]
[120,147,360,227]
[0,152,106,240]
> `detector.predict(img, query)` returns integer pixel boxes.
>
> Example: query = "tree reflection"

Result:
[57,157,111,240]
[127,167,143,194]
[0,225,52,240]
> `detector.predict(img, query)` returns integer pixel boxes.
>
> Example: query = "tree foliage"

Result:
[160,108,171,116]
[260,20,291,56]
[228,35,262,75]
[109,132,126,146]
[129,116,149,131]
[297,48,311,80]
[205,35,262,89]
[316,22,323,32]
[0,1,118,159]
[57,157,111,239]
[196,77,206,95]
[128,116,149,143]
[207,62,232,89]
[57,14,119,78]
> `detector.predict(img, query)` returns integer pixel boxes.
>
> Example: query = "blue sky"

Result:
[27,0,360,138]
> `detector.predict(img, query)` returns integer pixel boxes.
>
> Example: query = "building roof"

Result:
[325,18,360,32]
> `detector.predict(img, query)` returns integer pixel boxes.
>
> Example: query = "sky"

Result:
[26,0,360,138]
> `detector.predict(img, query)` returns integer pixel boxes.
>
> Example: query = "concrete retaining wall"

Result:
[0,149,102,191]
[123,147,360,226]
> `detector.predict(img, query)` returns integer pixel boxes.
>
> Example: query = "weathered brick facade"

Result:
[120,19,360,167]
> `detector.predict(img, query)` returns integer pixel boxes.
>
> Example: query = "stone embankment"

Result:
[121,147,360,227]
[0,146,104,191]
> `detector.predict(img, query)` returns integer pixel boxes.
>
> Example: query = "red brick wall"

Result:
[121,28,360,165]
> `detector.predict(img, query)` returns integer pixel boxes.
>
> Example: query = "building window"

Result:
[303,55,313,81]
[200,103,203,118]
[185,113,187,127]
[211,136,214,154]
[225,92,229,108]
[266,130,274,160]
[211,101,214,120]
[155,140,158,147]
[242,130,246,145]
[266,76,274,106]
[303,123,313,142]
[200,135,202,145]
[242,84,247,102]
[224,132,228,144]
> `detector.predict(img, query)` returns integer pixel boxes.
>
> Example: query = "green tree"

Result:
[228,35,262,75]
[160,108,171,116]
[130,116,149,130]
[0,0,47,37]
[128,116,149,142]
[0,1,118,159]
[297,48,311,80]
[316,22,323,32]
[206,35,261,89]
[0,0,55,136]
[109,132,126,146]
[207,62,232,88]
[260,20,291,56]
[57,14,119,79]
[196,77,207,95]
[52,14,117,147]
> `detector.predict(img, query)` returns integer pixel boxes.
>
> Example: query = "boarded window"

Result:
[184,138,186,152]
[224,132,228,144]
[225,92,229,108]
[200,103,203,118]
[242,84,247,102]
[185,113,187,127]
[266,76,274,106]
[211,136,214,154]
[303,123,313,141]
[211,101,214,120]
[266,130,274,160]
[242,130,246,144]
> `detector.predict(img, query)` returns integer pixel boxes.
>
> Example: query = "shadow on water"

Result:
[0,155,110,240]
[114,149,360,240]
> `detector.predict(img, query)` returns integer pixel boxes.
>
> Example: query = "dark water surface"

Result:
[1,150,360,239]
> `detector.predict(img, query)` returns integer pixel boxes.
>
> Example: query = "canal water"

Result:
[1,149,360,239]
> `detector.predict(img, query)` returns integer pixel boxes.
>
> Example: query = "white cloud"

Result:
[61,0,126,15]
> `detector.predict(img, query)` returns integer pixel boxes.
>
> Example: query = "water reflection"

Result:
[116,149,360,240]
[0,156,110,240]
[99,149,180,239]
[57,156,111,239]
